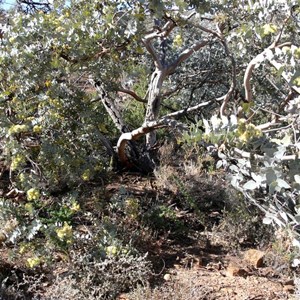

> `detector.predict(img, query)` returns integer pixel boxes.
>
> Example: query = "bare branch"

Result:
[244,50,268,103]
[188,24,235,117]
[92,81,128,133]
[117,123,162,166]
[268,57,300,95]
[117,87,147,103]
[243,30,297,103]
[142,41,162,69]
[279,90,295,111]
[167,40,210,74]
[147,19,176,40]
[162,100,212,119]
[180,10,197,21]
[196,24,221,38]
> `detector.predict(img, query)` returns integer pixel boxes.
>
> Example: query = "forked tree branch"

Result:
[142,19,176,69]
[167,40,210,74]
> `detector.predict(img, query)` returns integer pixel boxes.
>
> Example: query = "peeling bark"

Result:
[145,69,167,147]
[93,81,128,133]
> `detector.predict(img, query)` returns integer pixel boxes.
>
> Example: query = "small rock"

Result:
[283,285,295,293]
[194,257,203,268]
[117,294,129,300]
[164,273,171,281]
[283,279,294,286]
[0,232,6,242]
[244,249,265,268]
[226,262,248,277]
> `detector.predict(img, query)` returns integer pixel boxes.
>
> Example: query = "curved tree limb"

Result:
[244,41,299,104]
[117,87,147,103]
[117,100,212,166]
[243,13,292,103]
[167,40,210,75]
[244,48,271,103]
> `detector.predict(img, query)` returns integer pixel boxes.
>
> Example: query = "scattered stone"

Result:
[206,261,222,271]
[226,262,248,277]
[117,294,129,300]
[164,273,171,281]
[244,249,265,268]
[0,232,6,242]
[283,279,294,286]
[193,257,204,268]
[283,285,295,293]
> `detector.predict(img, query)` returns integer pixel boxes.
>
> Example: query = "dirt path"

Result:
[111,176,298,300]
[122,248,297,300]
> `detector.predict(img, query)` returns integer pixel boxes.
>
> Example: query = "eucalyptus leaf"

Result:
[243,180,257,190]
[266,169,277,185]
[216,160,223,169]
[251,172,263,184]
[279,211,288,223]
[263,217,273,225]
[230,114,237,126]
[277,178,290,189]
[210,115,221,130]
[294,175,300,184]
[229,165,239,173]
[274,147,286,160]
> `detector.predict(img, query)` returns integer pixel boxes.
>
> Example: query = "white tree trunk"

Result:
[144,68,166,148]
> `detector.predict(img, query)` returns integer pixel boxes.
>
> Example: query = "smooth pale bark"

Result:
[94,82,128,133]
[144,69,167,147]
